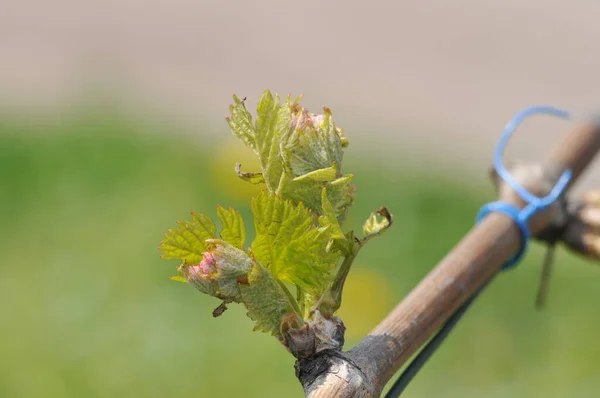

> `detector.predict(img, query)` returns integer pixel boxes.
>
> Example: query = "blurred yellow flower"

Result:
[209,137,263,201]
[337,268,394,340]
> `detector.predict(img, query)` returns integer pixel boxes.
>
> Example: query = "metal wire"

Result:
[384,278,492,397]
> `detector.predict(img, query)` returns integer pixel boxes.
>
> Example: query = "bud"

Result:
[580,233,600,259]
[581,189,600,206]
[281,309,345,359]
[182,239,254,302]
[560,189,600,259]
[281,313,315,359]
[309,309,345,353]
[285,106,347,178]
[562,221,600,260]
[578,207,600,232]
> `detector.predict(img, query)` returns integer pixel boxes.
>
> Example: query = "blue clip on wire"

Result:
[385,105,575,398]
[476,106,572,269]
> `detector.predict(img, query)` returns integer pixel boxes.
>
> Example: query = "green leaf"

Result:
[251,191,341,293]
[217,205,245,249]
[278,225,339,292]
[240,262,301,337]
[250,190,307,275]
[160,213,217,263]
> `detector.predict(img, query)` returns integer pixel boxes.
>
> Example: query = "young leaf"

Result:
[251,190,341,293]
[160,213,217,264]
[279,225,340,292]
[240,262,301,337]
[227,91,293,191]
[217,205,246,249]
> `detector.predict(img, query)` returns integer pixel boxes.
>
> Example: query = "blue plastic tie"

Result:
[476,105,572,269]
[385,105,575,398]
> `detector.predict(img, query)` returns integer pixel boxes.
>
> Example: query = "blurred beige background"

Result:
[2,2,600,397]
[1,0,598,184]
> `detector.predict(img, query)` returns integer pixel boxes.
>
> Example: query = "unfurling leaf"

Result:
[159,213,216,264]
[362,207,393,242]
[217,205,245,249]
[251,190,341,293]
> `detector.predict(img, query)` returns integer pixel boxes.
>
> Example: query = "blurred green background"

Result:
[1,109,599,398]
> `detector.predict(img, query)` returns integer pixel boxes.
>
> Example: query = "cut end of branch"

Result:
[295,350,375,398]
